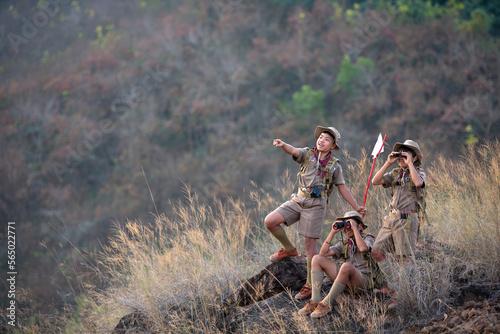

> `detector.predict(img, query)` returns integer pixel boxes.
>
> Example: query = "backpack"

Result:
[339,234,386,290]
[390,167,429,228]
[297,149,339,201]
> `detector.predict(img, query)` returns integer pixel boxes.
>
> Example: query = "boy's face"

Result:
[396,147,417,168]
[316,132,336,152]
[341,219,361,237]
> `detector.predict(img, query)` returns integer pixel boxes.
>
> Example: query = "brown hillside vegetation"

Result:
[5,141,499,333]
[0,0,499,332]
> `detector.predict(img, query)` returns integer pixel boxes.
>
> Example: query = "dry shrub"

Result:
[61,142,499,333]
[427,140,500,282]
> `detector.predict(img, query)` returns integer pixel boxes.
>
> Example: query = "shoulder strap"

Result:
[300,149,314,172]
[340,240,349,262]
[390,167,429,226]
[390,167,401,196]
[412,167,429,226]
[323,156,339,198]
[297,149,339,201]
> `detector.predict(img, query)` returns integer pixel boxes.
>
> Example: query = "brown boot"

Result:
[298,300,318,315]
[294,284,312,300]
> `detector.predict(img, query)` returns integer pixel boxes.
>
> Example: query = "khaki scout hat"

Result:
[314,126,340,151]
[393,139,422,166]
[336,211,367,228]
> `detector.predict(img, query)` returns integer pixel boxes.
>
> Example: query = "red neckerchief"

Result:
[313,148,332,177]
[347,231,365,255]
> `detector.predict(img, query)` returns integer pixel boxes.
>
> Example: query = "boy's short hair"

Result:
[322,131,335,141]
[400,147,416,157]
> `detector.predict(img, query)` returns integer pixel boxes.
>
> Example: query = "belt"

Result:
[298,188,322,198]
[389,210,418,219]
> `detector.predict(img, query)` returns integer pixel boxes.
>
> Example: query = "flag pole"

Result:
[363,134,387,208]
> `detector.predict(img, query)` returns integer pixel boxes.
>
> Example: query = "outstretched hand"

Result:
[273,139,285,147]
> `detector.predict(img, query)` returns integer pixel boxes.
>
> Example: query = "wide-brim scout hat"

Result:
[336,211,367,228]
[314,126,340,151]
[393,139,422,166]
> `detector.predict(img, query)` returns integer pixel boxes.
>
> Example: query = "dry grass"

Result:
[7,142,499,333]
[427,141,500,282]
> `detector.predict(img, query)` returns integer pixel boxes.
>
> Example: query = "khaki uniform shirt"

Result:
[293,147,345,191]
[381,167,425,211]
[330,234,375,275]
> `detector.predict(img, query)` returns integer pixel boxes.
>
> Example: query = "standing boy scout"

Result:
[265,126,366,300]
[370,140,425,309]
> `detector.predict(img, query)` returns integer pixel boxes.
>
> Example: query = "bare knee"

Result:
[311,254,330,270]
[339,262,355,273]
[312,254,328,265]
[264,212,284,231]
[304,237,318,257]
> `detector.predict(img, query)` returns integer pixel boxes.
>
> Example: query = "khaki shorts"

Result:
[339,272,373,294]
[354,273,374,293]
[372,216,419,257]
[275,193,327,239]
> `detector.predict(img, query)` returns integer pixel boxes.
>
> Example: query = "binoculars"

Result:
[333,221,351,230]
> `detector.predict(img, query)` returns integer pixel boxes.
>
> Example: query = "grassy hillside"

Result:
[9,141,500,332]
[0,0,499,327]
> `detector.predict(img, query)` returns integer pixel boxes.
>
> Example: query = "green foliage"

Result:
[334,55,375,98]
[290,85,325,118]
[465,124,479,145]
[269,0,315,8]
[94,24,115,49]
[459,7,494,34]
[393,0,447,23]
[375,0,497,35]
[40,50,50,64]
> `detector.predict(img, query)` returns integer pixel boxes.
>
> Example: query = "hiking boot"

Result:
[294,284,312,300]
[269,247,298,262]
[298,300,318,315]
[388,296,398,309]
[310,302,332,318]
[374,286,396,296]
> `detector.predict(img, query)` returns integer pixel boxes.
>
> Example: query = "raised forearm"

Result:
[372,161,392,185]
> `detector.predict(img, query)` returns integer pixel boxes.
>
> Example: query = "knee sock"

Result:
[378,258,396,290]
[311,270,324,303]
[306,257,312,286]
[270,226,295,252]
[321,281,345,306]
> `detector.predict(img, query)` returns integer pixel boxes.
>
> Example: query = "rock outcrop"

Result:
[114,257,500,333]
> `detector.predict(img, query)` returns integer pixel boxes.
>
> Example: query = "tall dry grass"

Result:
[9,142,499,333]
[427,141,500,281]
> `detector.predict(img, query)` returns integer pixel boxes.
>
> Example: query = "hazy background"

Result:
[0,0,498,314]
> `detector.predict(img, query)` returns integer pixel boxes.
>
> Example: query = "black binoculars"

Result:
[333,221,351,230]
